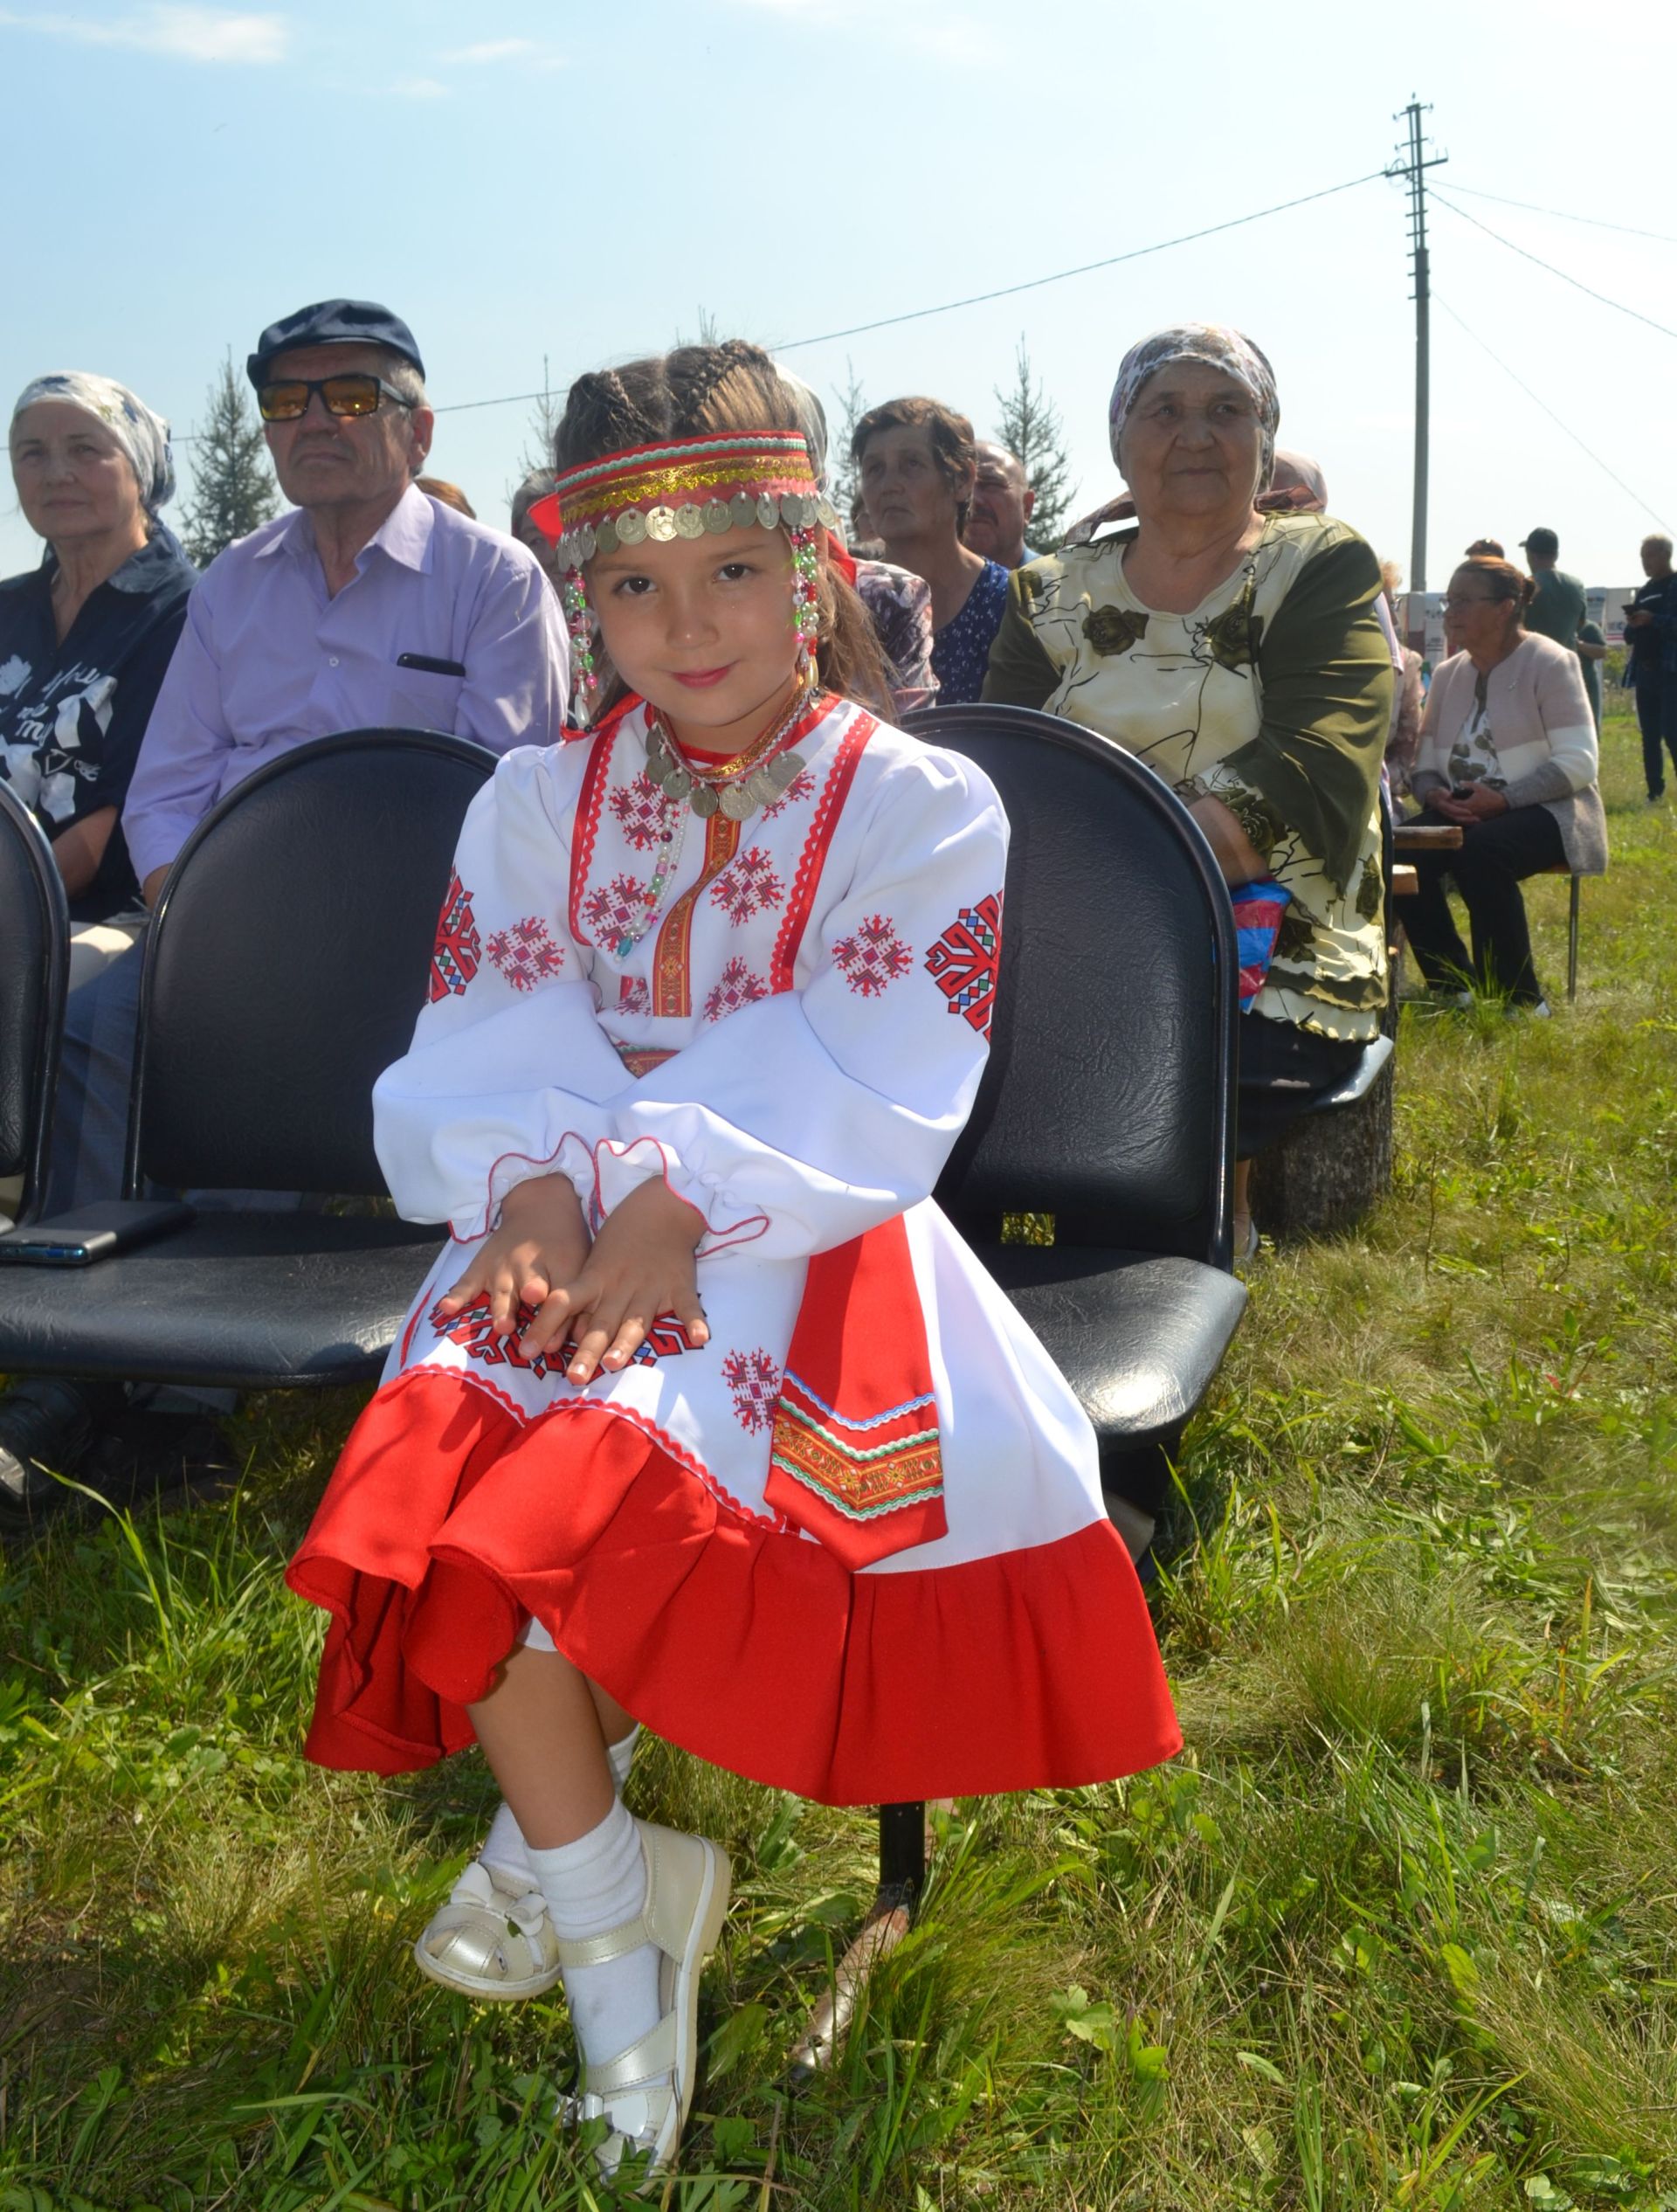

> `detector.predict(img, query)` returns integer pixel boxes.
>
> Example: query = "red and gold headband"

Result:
[529,429,838,721]
[528,430,838,570]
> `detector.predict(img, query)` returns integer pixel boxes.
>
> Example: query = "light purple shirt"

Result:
[122,485,569,881]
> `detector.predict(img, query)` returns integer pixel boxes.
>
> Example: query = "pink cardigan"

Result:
[1413,632,1607,874]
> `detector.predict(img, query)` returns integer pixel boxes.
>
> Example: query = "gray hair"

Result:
[1643,532,1674,556]
[379,350,429,411]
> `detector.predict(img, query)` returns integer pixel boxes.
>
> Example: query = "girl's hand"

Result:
[433,1173,591,1334]
[532,1175,709,1383]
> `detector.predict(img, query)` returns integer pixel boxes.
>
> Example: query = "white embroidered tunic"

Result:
[371,693,1100,1573]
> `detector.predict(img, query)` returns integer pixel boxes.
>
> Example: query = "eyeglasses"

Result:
[256,374,417,423]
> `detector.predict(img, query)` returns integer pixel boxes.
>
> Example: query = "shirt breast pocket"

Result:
[388,663,466,733]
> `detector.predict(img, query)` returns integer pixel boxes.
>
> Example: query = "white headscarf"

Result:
[1107,324,1280,490]
[10,370,176,515]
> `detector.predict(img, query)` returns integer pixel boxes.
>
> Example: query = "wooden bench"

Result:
[1389,821,1579,1000]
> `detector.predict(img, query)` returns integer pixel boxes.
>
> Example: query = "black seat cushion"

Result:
[975,1245,1247,1448]
[0,1213,442,1388]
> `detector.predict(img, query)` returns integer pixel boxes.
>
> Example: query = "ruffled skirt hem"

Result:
[286,1372,1181,1806]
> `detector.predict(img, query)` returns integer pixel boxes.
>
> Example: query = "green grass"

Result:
[3,691,1675,2209]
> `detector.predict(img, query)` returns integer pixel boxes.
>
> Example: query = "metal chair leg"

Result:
[1567,874,1579,1003]
[785,1804,927,2082]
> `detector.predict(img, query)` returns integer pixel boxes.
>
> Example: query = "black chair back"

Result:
[904,703,1238,1268]
[0,778,70,1223]
[128,730,496,1197]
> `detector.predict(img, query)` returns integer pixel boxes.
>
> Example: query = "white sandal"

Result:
[412,1858,562,2001]
[557,1819,733,2185]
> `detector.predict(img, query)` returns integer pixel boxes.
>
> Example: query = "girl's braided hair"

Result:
[554,342,892,717]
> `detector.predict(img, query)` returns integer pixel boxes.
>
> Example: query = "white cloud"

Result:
[0,5,287,62]
[438,35,564,69]
[442,37,529,62]
[391,73,448,98]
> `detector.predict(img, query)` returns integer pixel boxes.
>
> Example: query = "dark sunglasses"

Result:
[257,373,417,423]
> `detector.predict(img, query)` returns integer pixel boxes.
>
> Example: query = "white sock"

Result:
[607,1723,642,1796]
[528,1799,661,2068]
[479,1726,642,1889]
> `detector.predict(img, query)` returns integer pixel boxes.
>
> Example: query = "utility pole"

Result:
[1388,98,1446,645]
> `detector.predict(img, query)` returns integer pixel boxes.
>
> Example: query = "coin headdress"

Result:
[528,430,840,723]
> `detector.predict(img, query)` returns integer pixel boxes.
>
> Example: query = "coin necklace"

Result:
[609,689,817,961]
[644,685,814,823]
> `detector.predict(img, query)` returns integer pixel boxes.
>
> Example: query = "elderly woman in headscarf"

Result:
[2,372,195,965]
[984,325,1392,1258]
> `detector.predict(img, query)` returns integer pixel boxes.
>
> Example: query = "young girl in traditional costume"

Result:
[287,341,1179,2181]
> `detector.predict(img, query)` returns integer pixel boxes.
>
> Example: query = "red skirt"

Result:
[286,1372,1181,1808]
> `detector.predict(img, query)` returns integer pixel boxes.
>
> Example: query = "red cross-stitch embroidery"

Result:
[431,1293,556,1376]
[710,847,784,927]
[428,870,481,1002]
[763,768,816,821]
[583,872,656,940]
[486,916,566,993]
[832,913,913,998]
[432,1294,701,1377]
[610,773,671,852]
[924,892,1003,1038]
[703,957,769,1023]
[617,974,651,1015]
[721,1346,780,1431]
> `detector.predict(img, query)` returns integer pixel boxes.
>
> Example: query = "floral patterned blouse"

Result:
[984,514,1392,1042]
[931,558,1010,707]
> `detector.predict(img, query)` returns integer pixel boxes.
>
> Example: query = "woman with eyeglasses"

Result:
[1,372,195,971]
[1404,556,1607,1013]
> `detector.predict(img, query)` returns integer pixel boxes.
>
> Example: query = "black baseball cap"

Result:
[246,299,425,388]
[1520,527,1559,557]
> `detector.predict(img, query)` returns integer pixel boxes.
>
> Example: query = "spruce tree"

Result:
[993,338,1075,555]
[180,352,278,568]
[830,360,868,538]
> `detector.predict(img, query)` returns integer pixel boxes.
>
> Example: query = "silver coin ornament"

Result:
[675,504,705,540]
[690,783,721,818]
[763,750,804,796]
[730,491,756,529]
[662,765,693,800]
[703,500,732,534]
[645,507,677,543]
[717,780,755,819]
[616,508,647,545]
[756,494,778,529]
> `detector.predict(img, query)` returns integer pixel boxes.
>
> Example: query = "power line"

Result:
[172,169,1387,449]
[1435,294,1671,532]
[1431,189,1677,344]
[1446,182,1677,248]
[771,170,1388,350]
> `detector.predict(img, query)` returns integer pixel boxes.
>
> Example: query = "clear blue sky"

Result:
[3,0,1674,589]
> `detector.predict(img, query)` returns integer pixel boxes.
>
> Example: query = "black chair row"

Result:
[0,778,69,1230]
[0,707,1246,2064]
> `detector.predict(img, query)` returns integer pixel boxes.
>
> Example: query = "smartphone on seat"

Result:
[0,1200,196,1268]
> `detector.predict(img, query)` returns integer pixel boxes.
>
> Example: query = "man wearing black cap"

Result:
[1520,528,1586,654]
[120,297,567,903]
[0,300,569,1532]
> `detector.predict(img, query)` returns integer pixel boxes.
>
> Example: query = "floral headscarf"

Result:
[10,370,176,515]
[1107,325,1280,491]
